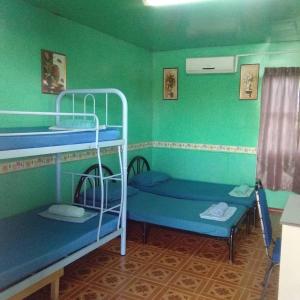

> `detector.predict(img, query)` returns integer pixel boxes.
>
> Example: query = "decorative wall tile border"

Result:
[152,141,256,154]
[0,141,255,174]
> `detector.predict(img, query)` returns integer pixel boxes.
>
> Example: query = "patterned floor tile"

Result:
[193,247,228,263]
[90,269,132,291]
[154,287,198,300]
[230,254,256,272]
[246,272,278,293]
[176,233,207,248]
[23,213,281,300]
[241,288,262,300]
[121,278,163,299]
[111,293,141,300]
[200,279,243,300]
[64,284,112,300]
[235,245,257,258]
[101,238,123,254]
[169,271,208,293]
[251,258,270,277]
[85,250,120,268]
[182,258,218,278]
[139,263,177,284]
[167,242,199,256]
[129,245,161,262]
[201,239,229,253]
[111,256,145,275]
[212,264,249,287]
[64,263,102,282]
[154,251,190,269]
[101,238,139,255]
[59,277,89,298]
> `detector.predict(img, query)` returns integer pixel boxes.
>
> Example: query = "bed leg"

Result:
[121,230,126,256]
[246,211,251,234]
[50,277,60,300]
[142,222,148,244]
[253,205,257,227]
[229,227,235,264]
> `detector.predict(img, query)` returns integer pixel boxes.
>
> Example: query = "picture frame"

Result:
[239,64,259,100]
[163,68,178,100]
[41,49,66,94]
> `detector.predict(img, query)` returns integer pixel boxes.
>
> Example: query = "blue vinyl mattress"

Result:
[0,127,120,151]
[127,191,247,238]
[133,179,255,208]
[0,206,118,290]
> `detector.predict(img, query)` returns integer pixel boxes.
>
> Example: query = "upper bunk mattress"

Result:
[0,127,120,151]
[127,191,248,238]
[131,178,255,208]
[0,206,118,290]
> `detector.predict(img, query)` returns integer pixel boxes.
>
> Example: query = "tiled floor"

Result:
[27,215,281,300]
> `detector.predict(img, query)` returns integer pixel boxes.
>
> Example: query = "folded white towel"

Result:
[200,206,237,222]
[207,202,229,217]
[229,185,254,197]
[48,204,85,218]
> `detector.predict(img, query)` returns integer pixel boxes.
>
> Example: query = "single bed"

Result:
[128,156,257,226]
[0,205,118,291]
[0,126,120,151]
[74,164,250,263]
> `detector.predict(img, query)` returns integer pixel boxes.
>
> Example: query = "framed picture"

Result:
[239,64,259,100]
[163,68,178,100]
[41,49,66,94]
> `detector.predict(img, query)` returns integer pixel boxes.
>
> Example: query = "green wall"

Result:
[0,0,153,218]
[1,1,299,217]
[152,42,300,208]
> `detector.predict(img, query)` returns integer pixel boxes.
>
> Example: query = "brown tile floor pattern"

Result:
[26,216,281,300]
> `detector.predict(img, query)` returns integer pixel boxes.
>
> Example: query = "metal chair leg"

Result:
[261,262,276,300]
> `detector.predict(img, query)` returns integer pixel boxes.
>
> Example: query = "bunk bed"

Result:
[0,88,128,300]
[74,164,249,263]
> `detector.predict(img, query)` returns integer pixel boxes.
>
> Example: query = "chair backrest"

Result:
[255,187,273,249]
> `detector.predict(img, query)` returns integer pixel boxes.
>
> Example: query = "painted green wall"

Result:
[0,0,153,218]
[1,1,299,217]
[152,42,300,208]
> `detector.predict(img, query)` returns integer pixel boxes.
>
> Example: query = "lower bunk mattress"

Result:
[131,178,255,208]
[0,206,118,290]
[0,126,120,151]
[127,191,248,238]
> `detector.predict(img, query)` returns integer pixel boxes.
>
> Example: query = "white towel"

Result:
[48,204,85,218]
[200,205,237,222]
[229,185,254,197]
[207,202,228,217]
[39,209,97,223]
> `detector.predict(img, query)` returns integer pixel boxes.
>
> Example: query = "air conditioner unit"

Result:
[186,56,236,74]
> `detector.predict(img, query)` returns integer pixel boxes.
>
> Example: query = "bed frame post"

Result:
[142,222,149,244]
[119,90,128,257]
[229,227,235,264]
[56,153,61,203]
[246,210,251,234]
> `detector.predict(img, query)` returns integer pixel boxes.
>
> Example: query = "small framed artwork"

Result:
[239,64,259,100]
[41,49,66,94]
[163,68,178,100]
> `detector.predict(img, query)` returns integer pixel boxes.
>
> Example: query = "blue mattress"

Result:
[133,179,255,208]
[0,127,120,151]
[0,206,118,290]
[127,191,247,238]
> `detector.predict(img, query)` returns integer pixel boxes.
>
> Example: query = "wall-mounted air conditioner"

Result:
[186,56,236,74]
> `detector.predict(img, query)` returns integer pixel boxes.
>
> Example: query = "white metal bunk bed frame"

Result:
[0,88,128,300]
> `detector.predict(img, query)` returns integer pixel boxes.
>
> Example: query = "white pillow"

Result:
[48,204,85,218]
